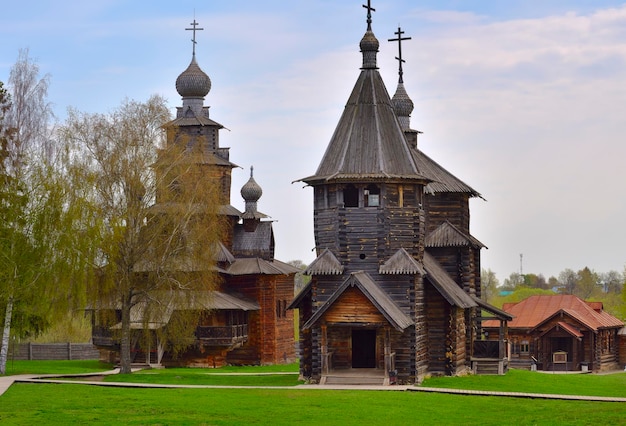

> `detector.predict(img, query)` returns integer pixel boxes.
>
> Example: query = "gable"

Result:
[302,271,413,331]
[322,287,387,324]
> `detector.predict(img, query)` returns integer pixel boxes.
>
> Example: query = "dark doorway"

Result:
[352,329,376,368]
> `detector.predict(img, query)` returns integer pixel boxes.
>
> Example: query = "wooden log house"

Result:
[483,295,624,372]
[289,3,511,384]
[91,21,298,367]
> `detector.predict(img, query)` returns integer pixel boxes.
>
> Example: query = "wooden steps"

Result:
[321,368,386,386]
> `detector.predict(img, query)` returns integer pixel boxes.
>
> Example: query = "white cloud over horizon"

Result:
[2,1,626,282]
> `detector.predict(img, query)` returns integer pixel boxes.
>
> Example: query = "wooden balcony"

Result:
[93,324,250,348]
[195,324,248,347]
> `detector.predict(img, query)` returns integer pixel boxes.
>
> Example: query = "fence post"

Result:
[28,342,33,360]
[68,342,72,360]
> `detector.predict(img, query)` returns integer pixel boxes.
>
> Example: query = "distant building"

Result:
[92,22,298,367]
[483,294,624,372]
[289,5,510,384]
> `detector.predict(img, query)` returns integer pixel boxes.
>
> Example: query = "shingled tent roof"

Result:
[298,27,429,186]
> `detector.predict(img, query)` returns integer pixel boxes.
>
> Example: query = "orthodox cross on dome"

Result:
[388,26,411,83]
[363,0,376,31]
[186,19,204,56]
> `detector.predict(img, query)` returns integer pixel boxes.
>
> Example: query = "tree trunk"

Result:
[0,296,14,375]
[119,293,132,374]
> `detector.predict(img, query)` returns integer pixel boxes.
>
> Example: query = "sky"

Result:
[2,1,626,283]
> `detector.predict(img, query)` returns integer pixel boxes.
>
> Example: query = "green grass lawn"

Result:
[422,369,626,398]
[100,367,302,386]
[2,361,626,425]
[1,383,624,425]
[2,360,113,376]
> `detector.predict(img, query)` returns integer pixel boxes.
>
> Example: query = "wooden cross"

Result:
[186,19,204,55]
[362,0,376,30]
[388,26,411,83]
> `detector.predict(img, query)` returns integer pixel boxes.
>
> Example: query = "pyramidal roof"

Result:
[300,11,428,185]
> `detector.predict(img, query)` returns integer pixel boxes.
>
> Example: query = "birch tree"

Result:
[0,50,86,374]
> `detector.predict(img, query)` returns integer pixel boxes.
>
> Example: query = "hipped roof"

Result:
[484,294,624,330]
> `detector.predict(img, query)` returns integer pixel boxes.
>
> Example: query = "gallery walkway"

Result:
[1,371,625,403]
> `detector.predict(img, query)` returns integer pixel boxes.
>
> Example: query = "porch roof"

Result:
[472,296,513,321]
[537,321,584,339]
[301,271,414,332]
[423,252,477,309]
[110,290,260,330]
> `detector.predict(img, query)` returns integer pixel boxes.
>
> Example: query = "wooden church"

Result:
[289,3,511,384]
[92,22,298,367]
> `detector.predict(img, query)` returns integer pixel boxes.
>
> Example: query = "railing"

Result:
[473,340,501,358]
[195,324,248,346]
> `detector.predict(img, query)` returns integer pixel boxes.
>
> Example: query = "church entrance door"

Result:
[352,329,376,368]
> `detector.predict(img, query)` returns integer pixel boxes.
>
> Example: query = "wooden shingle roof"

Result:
[411,148,482,197]
[299,67,429,185]
[304,248,344,276]
[426,220,486,249]
[232,221,274,259]
[379,248,425,275]
[225,258,299,276]
[423,252,477,309]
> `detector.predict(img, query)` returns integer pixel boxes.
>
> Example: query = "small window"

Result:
[364,184,380,207]
[343,184,359,207]
[520,340,529,354]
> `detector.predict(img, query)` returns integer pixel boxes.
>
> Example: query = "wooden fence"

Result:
[8,343,100,361]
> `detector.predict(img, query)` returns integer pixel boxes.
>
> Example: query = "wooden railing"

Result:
[473,340,501,358]
[195,324,248,346]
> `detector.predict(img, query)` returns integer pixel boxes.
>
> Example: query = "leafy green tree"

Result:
[599,270,623,294]
[502,272,523,291]
[574,267,601,300]
[0,51,88,374]
[288,260,310,294]
[60,96,222,374]
[480,268,499,303]
[523,273,548,289]
[558,268,578,295]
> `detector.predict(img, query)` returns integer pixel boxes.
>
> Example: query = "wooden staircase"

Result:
[321,368,386,386]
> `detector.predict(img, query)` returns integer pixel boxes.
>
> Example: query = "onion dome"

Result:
[392,82,414,130]
[175,54,211,99]
[360,30,379,69]
[241,166,263,203]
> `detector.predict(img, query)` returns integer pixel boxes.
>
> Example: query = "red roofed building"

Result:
[484,295,624,372]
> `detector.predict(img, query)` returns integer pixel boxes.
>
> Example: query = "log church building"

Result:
[288,3,512,384]
[92,20,299,367]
